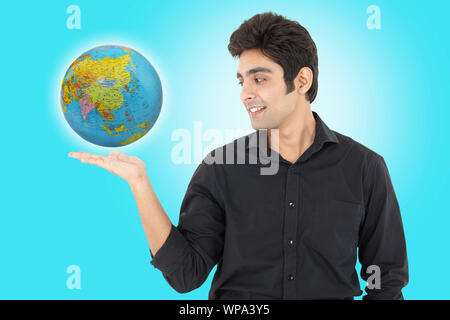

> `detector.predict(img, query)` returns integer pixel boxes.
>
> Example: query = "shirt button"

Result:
[288,275,295,281]
[288,239,294,245]
[288,202,295,208]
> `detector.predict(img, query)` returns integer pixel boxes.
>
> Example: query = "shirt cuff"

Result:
[149,224,189,275]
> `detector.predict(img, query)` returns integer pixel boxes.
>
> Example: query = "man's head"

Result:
[228,12,318,129]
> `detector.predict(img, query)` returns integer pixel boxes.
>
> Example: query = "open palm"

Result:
[68,151,147,184]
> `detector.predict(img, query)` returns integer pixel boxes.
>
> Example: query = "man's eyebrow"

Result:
[236,67,273,79]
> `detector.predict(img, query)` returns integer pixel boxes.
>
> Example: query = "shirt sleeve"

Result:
[149,157,225,294]
[358,155,409,300]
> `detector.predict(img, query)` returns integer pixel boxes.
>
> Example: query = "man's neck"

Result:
[268,104,316,164]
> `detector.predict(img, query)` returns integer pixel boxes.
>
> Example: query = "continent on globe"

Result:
[60,45,163,147]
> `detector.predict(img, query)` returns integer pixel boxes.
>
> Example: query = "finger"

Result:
[69,151,96,160]
[109,151,121,156]
[82,156,120,176]
[109,151,121,160]
[80,155,107,168]
[74,152,106,164]
[109,151,129,162]
[70,150,102,163]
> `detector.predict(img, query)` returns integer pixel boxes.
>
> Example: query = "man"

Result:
[69,12,408,299]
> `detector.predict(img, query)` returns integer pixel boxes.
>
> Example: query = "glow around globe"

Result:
[60,45,162,147]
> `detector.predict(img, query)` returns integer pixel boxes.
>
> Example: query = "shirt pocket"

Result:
[309,199,362,260]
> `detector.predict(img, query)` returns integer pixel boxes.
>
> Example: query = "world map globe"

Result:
[60,45,162,147]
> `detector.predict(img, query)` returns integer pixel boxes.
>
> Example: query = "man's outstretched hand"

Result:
[68,151,147,186]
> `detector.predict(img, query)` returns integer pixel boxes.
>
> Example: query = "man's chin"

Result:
[251,122,277,130]
[251,123,264,130]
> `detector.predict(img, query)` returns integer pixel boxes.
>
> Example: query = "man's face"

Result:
[237,49,299,130]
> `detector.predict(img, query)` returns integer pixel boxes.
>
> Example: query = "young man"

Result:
[69,12,408,300]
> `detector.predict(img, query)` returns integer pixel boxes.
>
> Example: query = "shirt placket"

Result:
[283,165,299,299]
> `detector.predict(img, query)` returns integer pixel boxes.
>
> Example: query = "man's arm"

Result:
[358,155,409,300]
[69,151,173,257]
[69,151,225,294]
[147,160,225,293]
[129,176,172,257]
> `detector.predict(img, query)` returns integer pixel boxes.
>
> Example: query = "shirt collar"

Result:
[310,111,339,146]
[247,111,339,164]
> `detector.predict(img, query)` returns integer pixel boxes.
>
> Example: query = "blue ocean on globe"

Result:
[60,45,162,147]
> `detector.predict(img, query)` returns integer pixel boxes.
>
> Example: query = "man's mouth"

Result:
[248,105,267,115]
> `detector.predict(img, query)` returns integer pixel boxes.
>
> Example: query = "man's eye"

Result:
[237,78,264,86]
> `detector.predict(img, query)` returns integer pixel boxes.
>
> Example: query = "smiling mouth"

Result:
[248,106,267,115]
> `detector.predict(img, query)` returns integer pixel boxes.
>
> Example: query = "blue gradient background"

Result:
[0,0,448,299]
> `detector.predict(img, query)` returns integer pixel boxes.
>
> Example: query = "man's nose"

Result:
[240,81,256,102]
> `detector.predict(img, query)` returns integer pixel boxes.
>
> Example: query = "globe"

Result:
[60,45,162,147]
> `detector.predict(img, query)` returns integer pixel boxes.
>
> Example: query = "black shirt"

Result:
[150,111,408,300]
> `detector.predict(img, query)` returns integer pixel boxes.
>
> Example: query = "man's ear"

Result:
[294,67,313,95]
